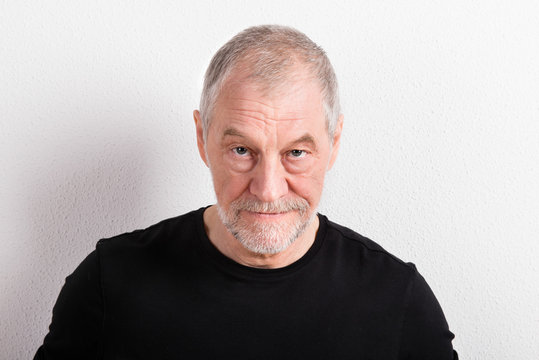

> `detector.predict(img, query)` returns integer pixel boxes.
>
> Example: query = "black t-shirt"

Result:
[35,207,458,359]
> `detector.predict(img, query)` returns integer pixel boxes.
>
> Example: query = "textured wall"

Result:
[2,1,538,359]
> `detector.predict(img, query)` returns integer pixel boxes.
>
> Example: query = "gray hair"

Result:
[199,25,341,141]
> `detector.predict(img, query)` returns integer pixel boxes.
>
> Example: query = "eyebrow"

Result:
[222,127,318,151]
[222,127,246,139]
[288,134,318,151]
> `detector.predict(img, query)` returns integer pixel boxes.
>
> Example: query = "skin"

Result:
[193,66,343,269]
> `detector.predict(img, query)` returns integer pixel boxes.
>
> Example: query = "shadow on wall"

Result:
[6,119,160,358]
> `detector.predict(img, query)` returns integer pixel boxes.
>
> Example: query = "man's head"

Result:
[194,25,343,255]
[199,25,341,142]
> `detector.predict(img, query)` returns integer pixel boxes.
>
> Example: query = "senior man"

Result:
[35,25,458,359]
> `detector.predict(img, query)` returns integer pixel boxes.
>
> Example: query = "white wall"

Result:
[2,1,538,359]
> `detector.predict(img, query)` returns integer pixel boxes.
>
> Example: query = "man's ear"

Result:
[327,114,344,171]
[193,110,209,167]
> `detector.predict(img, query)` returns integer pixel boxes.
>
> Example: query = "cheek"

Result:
[212,170,252,203]
[288,170,327,204]
[284,157,315,175]
[224,154,255,173]
[207,149,253,204]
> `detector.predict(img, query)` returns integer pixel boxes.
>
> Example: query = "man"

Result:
[35,25,458,359]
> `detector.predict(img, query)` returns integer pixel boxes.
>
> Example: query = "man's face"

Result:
[196,69,341,254]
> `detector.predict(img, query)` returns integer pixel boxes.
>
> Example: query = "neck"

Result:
[202,205,319,269]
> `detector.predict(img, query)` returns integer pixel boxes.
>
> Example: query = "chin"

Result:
[216,198,316,255]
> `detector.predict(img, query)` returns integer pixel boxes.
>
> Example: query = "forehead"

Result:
[211,69,326,137]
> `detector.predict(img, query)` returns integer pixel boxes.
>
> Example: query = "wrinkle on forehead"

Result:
[210,67,326,146]
[225,103,311,136]
[228,105,311,125]
[220,84,323,122]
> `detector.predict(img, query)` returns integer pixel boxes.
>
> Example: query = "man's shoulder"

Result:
[322,215,417,273]
[96,207,205,252]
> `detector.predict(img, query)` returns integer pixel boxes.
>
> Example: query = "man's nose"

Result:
[249,155,288,203]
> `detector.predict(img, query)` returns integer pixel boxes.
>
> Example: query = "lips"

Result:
[243,210,290,219]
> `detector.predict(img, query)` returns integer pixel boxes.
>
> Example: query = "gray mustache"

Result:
[232,198,309,215]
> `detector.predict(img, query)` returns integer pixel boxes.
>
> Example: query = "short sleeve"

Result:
[398,269,458,359]
[34,250,104,360]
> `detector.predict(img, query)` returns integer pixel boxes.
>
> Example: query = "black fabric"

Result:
[35,207,458,359]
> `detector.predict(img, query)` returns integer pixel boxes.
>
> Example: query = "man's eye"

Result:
[289,149,306,158]
[232,147,249,156]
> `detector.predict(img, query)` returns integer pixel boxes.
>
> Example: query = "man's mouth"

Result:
[242,210,290,218]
